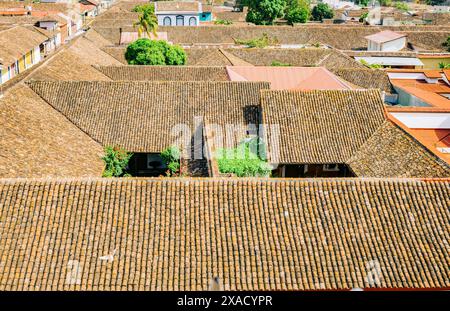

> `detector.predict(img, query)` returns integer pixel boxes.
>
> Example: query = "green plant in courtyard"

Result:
[216,138,272,177]
[161,146,181,176]
[102,146,133,177]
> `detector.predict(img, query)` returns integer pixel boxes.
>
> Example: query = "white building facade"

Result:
[155,1,202,26]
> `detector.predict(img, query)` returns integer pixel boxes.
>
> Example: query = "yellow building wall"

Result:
[419,57,450,70]
[25,51,33,67]
[18,57,25,72]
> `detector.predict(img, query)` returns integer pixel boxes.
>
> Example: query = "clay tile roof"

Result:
[0,177,448,290]
[96,65,230,81]
[0,85,104,178]
[348,121,450,178]
[0,25,48,66]
[364,30,406,44]
[27,81,269,153]
[155,1,200,13]
[331,68,394,93]
[261,89,386,164]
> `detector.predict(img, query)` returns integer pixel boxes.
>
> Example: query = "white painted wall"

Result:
[157,14,199,26]
[391,113,450,129]
[388,72,426,80]
[381,37,406,52]
[33,46,41,64]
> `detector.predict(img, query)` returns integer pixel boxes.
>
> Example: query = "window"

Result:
[163,16,172,26]
[176,15,184,26]
[189,16,197,26]
[323,164,340,172]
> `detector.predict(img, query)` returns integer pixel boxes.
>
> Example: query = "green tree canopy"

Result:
[125,39,187,65]
[285,0,311,24]
[355,0,370,7]
[311,3,334,22]
[245,0,286,25]
[133,4,158,38]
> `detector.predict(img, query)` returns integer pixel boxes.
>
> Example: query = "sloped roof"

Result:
[365,30,406,43]
[348,121,450,178]
[331,68,394,93]
[222,48,365,69]
[0,178,448,290]
[27,81,269,153]
[226,66,352,90]
[260,89,386,164]
[96,65,230,81]
[0,25,48,66]
[0,84,104,178]
[29,36,120,81]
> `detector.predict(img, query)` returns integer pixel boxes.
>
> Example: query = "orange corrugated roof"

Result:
[226,66,352,90]
[388,113,450,164]
[424,70,442,79]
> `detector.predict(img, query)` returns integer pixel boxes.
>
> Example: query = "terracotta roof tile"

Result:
[348,121,450,178]
[260,89,386,164]
[0,178,448,290]
[27,81,269,153]
[0,85,104,178]
[96,65,230,81]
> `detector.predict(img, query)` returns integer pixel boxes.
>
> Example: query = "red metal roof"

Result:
[226,66,353,90]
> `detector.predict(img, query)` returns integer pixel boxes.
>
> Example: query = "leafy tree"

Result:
[379,0,392,6]
[161,146,181,176]
[132,3,154,15]
[285,2,310,24]
[216,139,272,177]
[443,36,450,52]
[102,146,133,177]
[355,0,370,7]
[133,8,158,38]
[125,39,187,65]
[311,3,334,22]
[245,0,286,25]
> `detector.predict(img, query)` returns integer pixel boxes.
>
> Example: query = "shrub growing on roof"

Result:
[125,39,187,65]
[102,146,133,177]
[245,0,286,25]
[311,3,334,22]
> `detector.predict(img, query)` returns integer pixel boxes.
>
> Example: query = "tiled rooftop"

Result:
[0,178,448,290]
